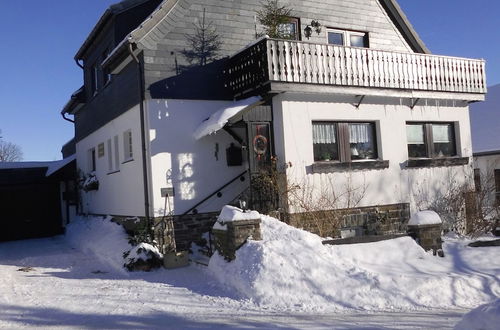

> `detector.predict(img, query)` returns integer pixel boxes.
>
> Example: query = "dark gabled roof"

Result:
[102,0,429,70]
[74,0,155,60]
[379,0,429,54]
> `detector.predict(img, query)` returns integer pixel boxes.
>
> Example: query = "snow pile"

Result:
[408,210,442,226]
[65,215,132,273]
[213,205,260,230]
[209,215,499,312]
[193,96,261,140]
[454,298,500,330]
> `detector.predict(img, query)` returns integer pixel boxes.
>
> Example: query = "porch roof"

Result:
[193,96,262,140]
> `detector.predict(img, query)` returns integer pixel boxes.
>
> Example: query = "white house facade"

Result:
[61,0,487,247]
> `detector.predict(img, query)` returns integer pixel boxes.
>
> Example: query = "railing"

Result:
[226,38,487,97]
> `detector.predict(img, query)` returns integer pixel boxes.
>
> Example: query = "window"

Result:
[406,122,457,158]
[107,136,120,173]
[114,135,120,171]
[312,122,377,162]
[327,28,368,47]
[474,168,481,192]
[102,48,112,85]
[123,129,133,161]
[97,143,105,158]
[107,139,113,172]
[495,169,500,205]
[278,17,300,40]
[88,148,96,172]
[90,63,99,95]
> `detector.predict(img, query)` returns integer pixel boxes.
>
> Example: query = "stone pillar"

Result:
[212,218,262,261]
[407,223,444,257]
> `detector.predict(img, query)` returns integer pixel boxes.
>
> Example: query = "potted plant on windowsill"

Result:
[321,152,332,161]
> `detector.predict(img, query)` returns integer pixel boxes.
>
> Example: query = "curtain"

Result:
[406,124,424,144]
[432,124,452,143]
[349,123,371,143]
[313,123,336,144]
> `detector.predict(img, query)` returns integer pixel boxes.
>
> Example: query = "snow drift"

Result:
[209,215,499,312]
[65,215,132,273]
[454,298,500,330]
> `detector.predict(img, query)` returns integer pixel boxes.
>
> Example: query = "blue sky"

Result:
[0,0,498,161]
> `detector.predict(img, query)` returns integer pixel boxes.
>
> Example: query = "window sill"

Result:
[312,160,389,173]
[107,169,120,175]
[122,158,134,164]
[406,157,469,168]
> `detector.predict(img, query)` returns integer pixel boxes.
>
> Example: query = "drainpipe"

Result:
[61,112,75,123]
[75,59,84,69]
[128,43,152,235]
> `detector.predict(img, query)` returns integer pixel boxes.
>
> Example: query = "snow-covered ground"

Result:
[0,214,498,329]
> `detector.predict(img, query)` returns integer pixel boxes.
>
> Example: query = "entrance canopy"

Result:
[193,96,262,140]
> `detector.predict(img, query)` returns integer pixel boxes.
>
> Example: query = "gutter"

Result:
[127,43,152,233]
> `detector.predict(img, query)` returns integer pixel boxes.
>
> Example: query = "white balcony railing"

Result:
[226,38,487,97]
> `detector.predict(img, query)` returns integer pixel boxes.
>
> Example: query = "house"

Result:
[471,84,500,212]
[61,0,486,249]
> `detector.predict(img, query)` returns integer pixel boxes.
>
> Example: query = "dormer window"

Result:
[327,28,368,48]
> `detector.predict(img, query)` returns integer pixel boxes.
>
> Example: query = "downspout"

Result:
[61,112,75,123]
[128,43,152,234]
[75,59,84,69]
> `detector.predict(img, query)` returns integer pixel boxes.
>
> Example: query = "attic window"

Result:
[278,17,300,40]
[327,28,368,48]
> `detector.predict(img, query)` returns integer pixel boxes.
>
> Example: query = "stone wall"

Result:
[407,223,444,256]
[212,219,262,261]
[287,203,410,238]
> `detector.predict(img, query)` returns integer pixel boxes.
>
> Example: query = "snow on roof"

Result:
[193,96,262,140]
[0,155,75,177]
[408,210,442,226]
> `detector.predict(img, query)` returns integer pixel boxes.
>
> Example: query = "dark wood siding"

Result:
[0,168,63,241]
[75,60,141,142]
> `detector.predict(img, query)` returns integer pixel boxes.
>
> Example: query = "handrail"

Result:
[181,169,249,216]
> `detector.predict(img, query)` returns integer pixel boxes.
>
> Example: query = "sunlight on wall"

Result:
[178,153,196,200]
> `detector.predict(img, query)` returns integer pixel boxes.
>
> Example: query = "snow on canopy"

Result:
[193,96,262,140]
[0,154,75,177]
[408,210,442,226]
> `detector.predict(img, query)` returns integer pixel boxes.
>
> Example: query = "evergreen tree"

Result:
[256,0,293,39]
[181,8,222,67]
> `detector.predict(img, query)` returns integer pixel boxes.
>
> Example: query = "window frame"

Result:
[277,17,301,40]
[326,28,368,48]
[406,122,458,159]
[88,147,96,172]
[123,129,133,163]
[312,121,379,163]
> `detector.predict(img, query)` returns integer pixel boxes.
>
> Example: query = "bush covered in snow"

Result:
[124,243,163,271]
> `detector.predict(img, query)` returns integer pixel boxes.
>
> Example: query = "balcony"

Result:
[225,38,486,101]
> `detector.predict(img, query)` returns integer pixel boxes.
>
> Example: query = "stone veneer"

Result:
[287,203,410,238]
[407,223,444,256]
[212,218,262,261]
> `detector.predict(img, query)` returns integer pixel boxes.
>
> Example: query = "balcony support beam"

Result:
[270,82,485,102]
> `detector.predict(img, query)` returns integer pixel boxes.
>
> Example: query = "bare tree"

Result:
[0,130,23,162]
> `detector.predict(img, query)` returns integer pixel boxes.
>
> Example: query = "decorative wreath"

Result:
[253,134,268,155]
